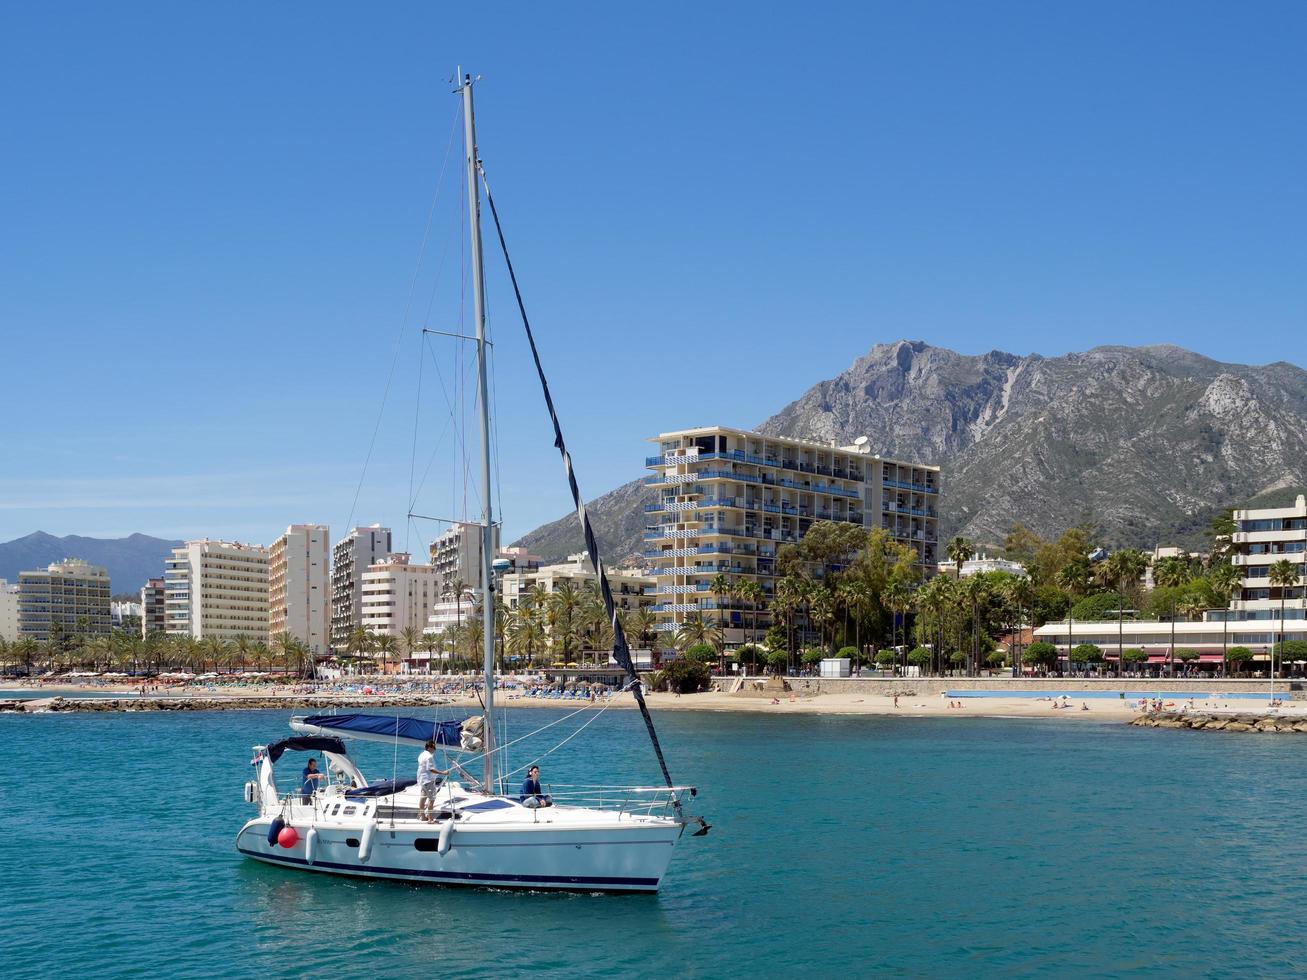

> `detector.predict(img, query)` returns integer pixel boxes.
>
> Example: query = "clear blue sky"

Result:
[2,1,1303,551]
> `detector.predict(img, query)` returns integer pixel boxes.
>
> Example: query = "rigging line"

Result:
[406,323,426,554]
[501,695,623,781]
[347,101,465,538]
[477,165,680,802]
[416,333,484,519]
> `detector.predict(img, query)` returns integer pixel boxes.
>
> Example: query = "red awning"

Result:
[1146,655,1168,663]
[1199,654,1224,662]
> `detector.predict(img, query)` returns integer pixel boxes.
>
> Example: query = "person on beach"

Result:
[300,758,326,802]
[417,739,450,822]
[519,765,552,808]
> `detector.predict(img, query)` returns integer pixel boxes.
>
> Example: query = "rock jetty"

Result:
[0,695,453,714]
[1130,711,1307,734]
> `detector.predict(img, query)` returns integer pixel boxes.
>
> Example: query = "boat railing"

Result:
[542,784,695,819]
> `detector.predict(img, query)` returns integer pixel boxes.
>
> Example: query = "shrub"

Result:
[1174,648,1200,662]
[1225,646,1254,663]
[661,658,711,694]
[1122,647,1148,663]
[836,646,860,664]
[985,651,1008,666]
[948,651,967,666]
[683,643,718,665]
[1070,592,1126,622]
[1273,640,1307,660]
[907,646,932,667]
[1070,643,1103,664]
[875,650,896,666]
[765,648,790,672]
[800,647,826,666]
[1024,642,1058,667]
[733,644,762,669]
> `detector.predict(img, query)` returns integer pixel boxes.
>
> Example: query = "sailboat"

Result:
[234,72,706,892]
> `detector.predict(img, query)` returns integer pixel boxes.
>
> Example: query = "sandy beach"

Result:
[5,679,1295,721]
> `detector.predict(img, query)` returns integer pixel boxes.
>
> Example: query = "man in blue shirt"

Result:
[300,757,326,802]
[519,765,552,808]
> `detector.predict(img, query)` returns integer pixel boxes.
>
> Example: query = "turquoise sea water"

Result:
[4,707,1306,978]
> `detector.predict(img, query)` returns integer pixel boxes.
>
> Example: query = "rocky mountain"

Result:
[513,342,1307,561]
[0,532,182,591]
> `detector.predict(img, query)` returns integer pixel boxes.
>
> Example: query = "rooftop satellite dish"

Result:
[854,436,868,445]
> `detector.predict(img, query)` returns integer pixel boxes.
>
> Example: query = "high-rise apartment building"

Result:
[360,553,441,638]
[17,559,112,642]
[330,525,392,647]
[269,524,331,655]
[645,426,940,646]
[165,540,269,640]
[140,578,167,636]
[429,521,500,593]
[1231,493,1306,623]
[0,579,20,642]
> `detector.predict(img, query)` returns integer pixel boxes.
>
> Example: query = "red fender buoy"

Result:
[277,826,300,848]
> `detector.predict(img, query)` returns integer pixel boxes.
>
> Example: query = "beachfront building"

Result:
[330,525,392,648]
[360,553,441,639]
[499,551,655,618]
[429,521,500,593]
[1143,545,1206,590]
[110,601,142,628]
[0,579,20,642]
[645,426,940,647]
[140,578,167,636]
[1034,496,1307,667]
[17,559,112,642]
[164,539,269,640]
[959,553,1028,578]
[1230,494,1306,623]
[268,524,331,656]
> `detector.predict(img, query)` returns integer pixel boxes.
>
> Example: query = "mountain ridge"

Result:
[0,532,182,591]
[512,340,1307,562]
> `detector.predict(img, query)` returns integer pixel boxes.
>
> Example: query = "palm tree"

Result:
[549,581,583,663]
[372,633,397,675]
[675,613,723,653]
[773,576,804,671]
[1153,555,1192,675]
[884,578,910,669]
[809,586,835,653]
[421,630,440,675]
[1207,562,1242,663]
[709,573,732,636]
[1268,559,1301,693]
[960,574,987,675]
[946,536,974,579]
[400,625,423,673]
[507,609,546,667]
[738,580,765,647]
[1099,549,1148,675]
[1000,575,1035,675]
[344,626,374,674]
[445,578,471,634]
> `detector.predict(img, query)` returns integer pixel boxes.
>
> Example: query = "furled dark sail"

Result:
[479,167,679,799]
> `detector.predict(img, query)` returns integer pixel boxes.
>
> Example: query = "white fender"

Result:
[244,780,257,804]
[437,819,454,856]
[359,819,377,863]
[305,827,318,865]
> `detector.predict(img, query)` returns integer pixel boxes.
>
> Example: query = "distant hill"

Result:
[513,341,1307,560]
[0,532,182,591]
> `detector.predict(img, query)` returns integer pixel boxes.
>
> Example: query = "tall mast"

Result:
[459,69,497,792]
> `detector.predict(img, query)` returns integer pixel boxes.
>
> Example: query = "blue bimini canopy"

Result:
[297,714,464,749]
[266,735,348,763]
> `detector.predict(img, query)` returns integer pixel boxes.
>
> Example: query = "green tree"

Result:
[1152,555,1192,674]
[1024,641,1058,670]
[682,642,718,666]
[662,658,711,694]
[1225,646,1254,676]
[1206,562,1242,659]
[1268,559,1301,689]
[946,536,974,579]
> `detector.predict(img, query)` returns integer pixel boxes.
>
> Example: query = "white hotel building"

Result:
[165,540,270,641]
[268,524,331,656]
[360,553,441,638]
[645,426,940,645]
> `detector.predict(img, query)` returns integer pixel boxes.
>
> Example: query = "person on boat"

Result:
[519,765,552,808]
[417,739,450,822]
[300,757,326,802]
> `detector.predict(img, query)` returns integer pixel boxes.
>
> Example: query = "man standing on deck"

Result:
[300,757,325,803]
[417,739,450,822]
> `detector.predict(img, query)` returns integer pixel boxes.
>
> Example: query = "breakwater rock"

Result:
[0,695,454,714]
[1130,712,1307,734]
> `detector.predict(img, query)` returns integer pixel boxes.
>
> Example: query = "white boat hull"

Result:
[237,812,681,892]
